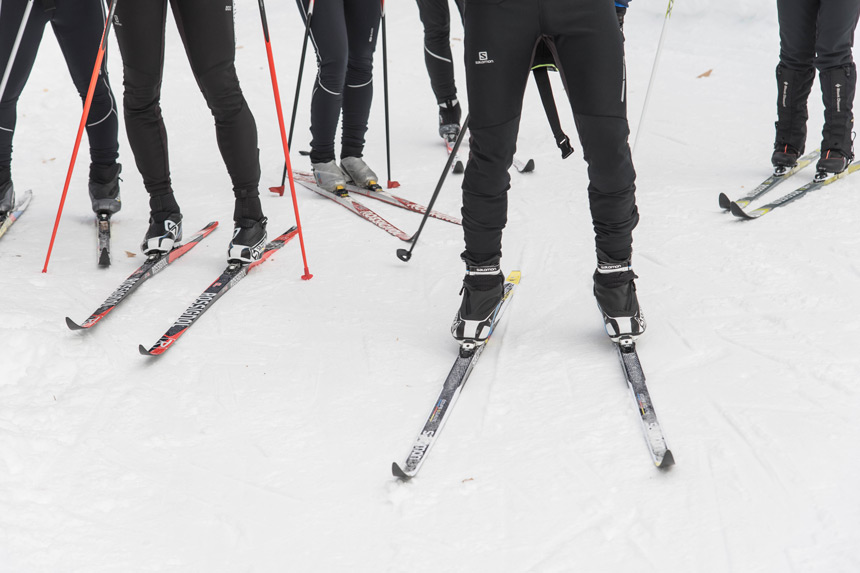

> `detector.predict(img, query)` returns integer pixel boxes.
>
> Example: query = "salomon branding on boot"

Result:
[0,179,15,217]
[141,212,183,255]
[88,163,122,215]
[439,98,461,143]
[228,217,268,264]
[593,250,645,341]
[340,156,380,190]
[451,255,505,342]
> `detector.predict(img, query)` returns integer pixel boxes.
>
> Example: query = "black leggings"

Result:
[298,0,381,163]
[462,0,637,261]
[113,0,261,220]
[415,0,465,103]
[0,0,118,171]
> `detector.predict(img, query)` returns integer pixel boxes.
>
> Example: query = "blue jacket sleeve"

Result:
[615,0,630,7]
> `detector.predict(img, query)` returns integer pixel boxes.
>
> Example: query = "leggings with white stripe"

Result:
[0,0,119,172]
[297,0,381,164]
[416,0,464,104]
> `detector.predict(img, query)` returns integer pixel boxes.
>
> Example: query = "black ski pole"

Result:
[0,0,36,101]
[270,0,315,196]
[396,114,469,262]
[381,0,399,188]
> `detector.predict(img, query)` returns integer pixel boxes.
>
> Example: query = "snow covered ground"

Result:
[2,1,859,571]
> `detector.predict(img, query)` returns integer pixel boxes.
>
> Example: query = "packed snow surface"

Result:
[1,1,858,571]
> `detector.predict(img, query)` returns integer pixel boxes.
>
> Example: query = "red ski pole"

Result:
[269,0,315,197]
[257,0,312,280]
[43,0,118,273]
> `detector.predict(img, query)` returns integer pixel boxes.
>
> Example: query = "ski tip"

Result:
[657,450,676,469]
[729,202,753,219]
[65,317,85,331]
[717,193,731,210]
[505,270,522,284]
[138,344,155,356]
[98,248,111,267]
[392,462,413,480]
[521,159,535,173]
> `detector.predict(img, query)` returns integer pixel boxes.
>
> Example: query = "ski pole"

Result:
[0,0,35,102]
[381,0,399,188]
[43,0,118,273]
[257,0,312,280]
[632,0,674,155]
[270,0,315,197]
[396,114,469,262]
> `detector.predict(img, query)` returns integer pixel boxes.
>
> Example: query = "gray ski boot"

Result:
[312,160,348,197]
[340,156,380,190]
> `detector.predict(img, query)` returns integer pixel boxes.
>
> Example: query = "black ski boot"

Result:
[141,212,182,255]
[817,64,856,174]
[228,217,267,264]
[451,254,504,342]
[772,63,815,172]
[0,179,14,218]
[593,250,645,341]
[88,163,122,215]
[439,98,461,144]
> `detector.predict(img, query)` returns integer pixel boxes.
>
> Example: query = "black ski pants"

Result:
[297,0,381,163]
[416,0,465,104]
[113,0,261,214]
[462,0,637,262]
[777,0,859,71]
[0,0,118,173]
[775,0,859,154]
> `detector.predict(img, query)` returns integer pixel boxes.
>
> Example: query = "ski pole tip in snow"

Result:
[301,272,313,280]
[396,248,412,262]
[268,185,285,196]
[387,180,400,189]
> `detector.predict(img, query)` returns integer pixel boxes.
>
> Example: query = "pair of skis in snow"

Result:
[720,149,860,219]
[292,170,462,241]
[391,271,674,480]
[66,221,301,356]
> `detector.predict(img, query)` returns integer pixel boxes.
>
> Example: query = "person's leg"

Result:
[299,0,348,165]
[814,0,859,172]
[416,0,463,138]
[172,0,266,261]
[50,0,121,214]
[546,0,642,339]
[772,0,817,167]
[0,0,51,187]
[113,0,179,218]
[339,0,380,159]
[50,0,119,168]
[453,0,536,341]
